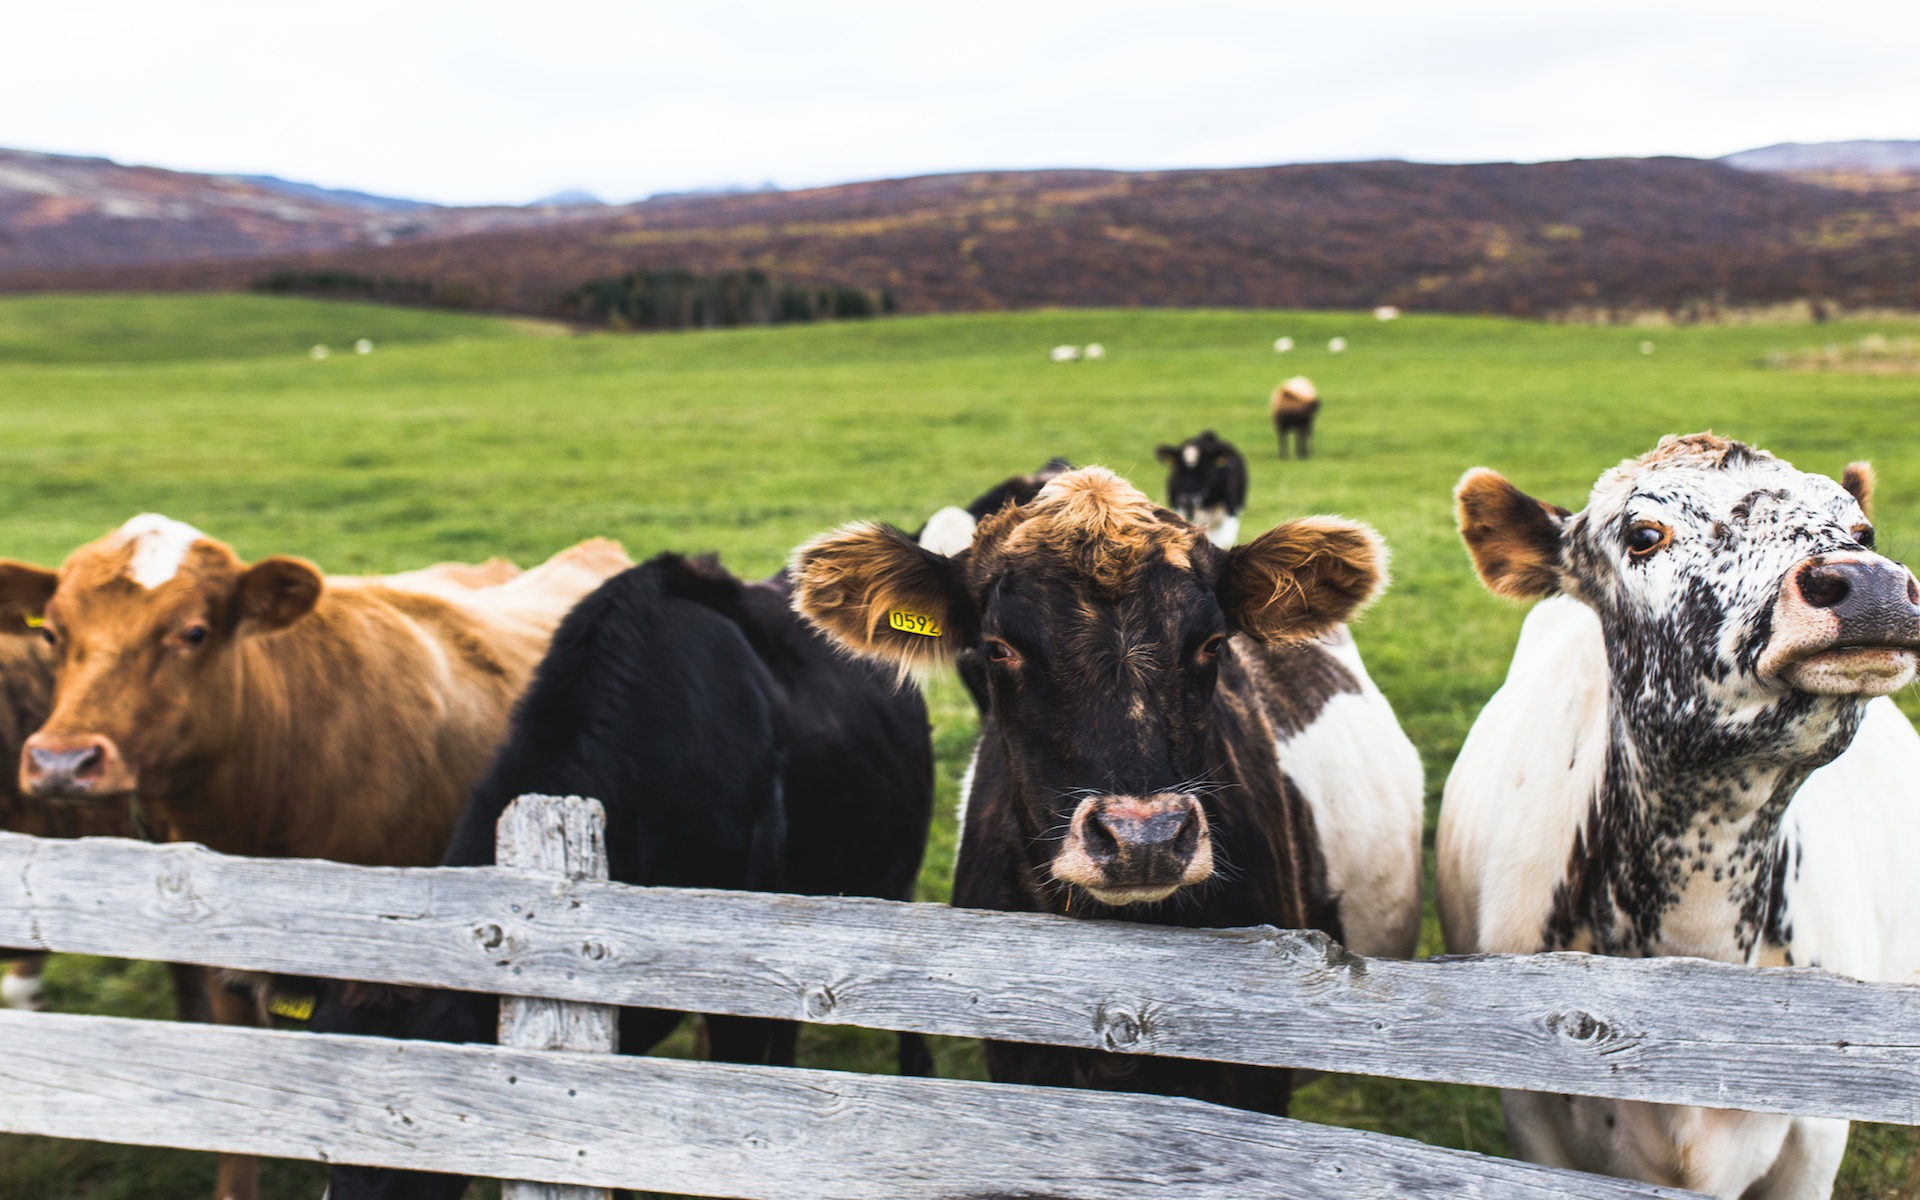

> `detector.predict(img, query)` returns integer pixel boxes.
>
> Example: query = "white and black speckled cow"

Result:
[1439,433,1920,1199]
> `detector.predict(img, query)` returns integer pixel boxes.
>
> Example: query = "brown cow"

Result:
[0,552,536,1013]
[0,515,628,1200]
[1270,374,1321,459]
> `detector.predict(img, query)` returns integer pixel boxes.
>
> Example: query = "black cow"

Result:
[1155,431,1248,549]
[318,553,934,1199]
[793,468,1424,1117]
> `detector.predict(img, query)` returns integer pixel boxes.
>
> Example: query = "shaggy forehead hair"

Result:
[975,468,1199,594]
[1588,433,1801,516]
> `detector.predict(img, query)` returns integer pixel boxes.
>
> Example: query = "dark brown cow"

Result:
[792,468,1423,1115]
[0,515,628,1200]
[1270,374,1321,459]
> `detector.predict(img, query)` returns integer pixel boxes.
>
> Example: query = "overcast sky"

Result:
[3,1,1916,207]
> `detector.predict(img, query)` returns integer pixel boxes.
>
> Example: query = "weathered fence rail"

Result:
[0,793,1911,1196]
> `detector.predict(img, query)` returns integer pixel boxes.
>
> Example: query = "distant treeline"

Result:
[562,268,894,330]
[252,270,481,308]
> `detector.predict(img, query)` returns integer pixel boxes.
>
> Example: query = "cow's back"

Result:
[1249,629,1424,957]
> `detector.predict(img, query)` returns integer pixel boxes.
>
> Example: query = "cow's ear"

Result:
[1843,462,1874,520]
[1219,517,1386,642]
[1155,445,1179,464]
[0,562,58,637]
[791,523,969,675]
[1455,468,1569,600]
[235,556,323,632]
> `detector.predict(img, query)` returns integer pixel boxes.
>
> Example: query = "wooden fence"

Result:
[1,794,1916,1198]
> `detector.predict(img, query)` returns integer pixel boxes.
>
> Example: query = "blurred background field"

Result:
[2,293,1919,1197]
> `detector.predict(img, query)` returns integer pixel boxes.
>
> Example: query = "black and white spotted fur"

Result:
[1440,435,1920,1199]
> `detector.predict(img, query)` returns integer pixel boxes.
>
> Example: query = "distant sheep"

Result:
[1328,336,1348,353]
[1270,374,1321,459]
[355,338,374,354]
[1274,336,1295,353]
[1083,342,1105,360]
[1373,306,1401,321]
[309,344,330,360]
[1049,345,1080,362]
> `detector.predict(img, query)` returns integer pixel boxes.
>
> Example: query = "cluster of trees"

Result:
[251,270,480,308]
[562,268,893,330]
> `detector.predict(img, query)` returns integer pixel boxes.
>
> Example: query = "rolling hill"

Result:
[5,144,1918,320]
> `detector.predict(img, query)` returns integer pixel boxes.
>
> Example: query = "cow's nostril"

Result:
[1800,565,1852,610]
[1083,814,1122,865]
[74,746,103,776]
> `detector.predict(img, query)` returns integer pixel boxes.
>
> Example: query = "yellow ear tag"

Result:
[23,615,43,628]
[887,609,942,637]
[269,993,316,1022]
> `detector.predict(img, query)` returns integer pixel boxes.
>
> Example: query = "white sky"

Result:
[3,1,1916,207]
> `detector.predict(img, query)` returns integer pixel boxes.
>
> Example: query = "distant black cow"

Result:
[794,468,1423,1118]
[318,553,934,1200]
[1156,431,1248,548]
[915,456,1073,557]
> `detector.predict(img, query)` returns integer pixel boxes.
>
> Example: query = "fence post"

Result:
[497,795,618,1200]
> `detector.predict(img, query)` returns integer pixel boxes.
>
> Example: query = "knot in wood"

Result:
[1547,1010,1611,1045]
[803,984,837,1019]
[472,923,506,951]
[579,939,610,962]
[1095,1004,1148,1050]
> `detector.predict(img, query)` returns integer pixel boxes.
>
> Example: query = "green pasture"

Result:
[2,293,1919,1197]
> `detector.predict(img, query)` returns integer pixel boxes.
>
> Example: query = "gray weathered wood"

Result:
[0,1009,1699,1199]
[4,828,1920,1123]
[496,796,616,1200]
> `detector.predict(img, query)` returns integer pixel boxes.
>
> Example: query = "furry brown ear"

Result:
[1843,462,1874,520]
[1219,517,1387,642]
[0,561,59,637]
[235,556,323,632]
[790,523,968,674]
[1455,468,1569,600]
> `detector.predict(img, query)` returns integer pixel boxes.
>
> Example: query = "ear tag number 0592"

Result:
[888,609,942,637]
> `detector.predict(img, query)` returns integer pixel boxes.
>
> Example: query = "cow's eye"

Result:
[180,624,208,648]
[1194,633,1226,664]
[982,637,1023,669]
[1853,524,1876,551]
[38,627,55,648]
[1626,522,1672,558]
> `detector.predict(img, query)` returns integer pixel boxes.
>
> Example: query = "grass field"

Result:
[2,293,1919,1198]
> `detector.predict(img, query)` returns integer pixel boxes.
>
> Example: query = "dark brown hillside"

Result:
[10,157,1920,318]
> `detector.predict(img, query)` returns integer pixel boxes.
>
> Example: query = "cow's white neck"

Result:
[116,514,204,588]
[1566,714,1838,963]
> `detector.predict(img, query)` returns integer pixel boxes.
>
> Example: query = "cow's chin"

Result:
[1779,646,1920,696]
[1081,883,1183,906]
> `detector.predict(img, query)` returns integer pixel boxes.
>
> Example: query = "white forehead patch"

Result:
[117,514,206,588]
[1181,445,1200,467]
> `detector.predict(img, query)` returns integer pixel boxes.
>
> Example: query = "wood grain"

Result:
[4,828,1919,1123]
[0,1009,1700,1199]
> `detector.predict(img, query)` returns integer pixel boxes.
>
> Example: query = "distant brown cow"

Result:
[1270,374,1321,458]
[0,515,628,1200]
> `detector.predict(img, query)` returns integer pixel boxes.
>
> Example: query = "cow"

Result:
[317,552,935,1199]
[1271,375,1321,459]
[1439,433,1920,1198]
[0,551,531,1016]
[0,515,629,1200]
[1156,430,1248,549]
[792,466,1423,1114]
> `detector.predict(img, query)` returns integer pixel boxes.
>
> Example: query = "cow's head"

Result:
[1458,434,1918,771]
[0,515,323,799]
[1156,431,1236,525]
[794,468,1384,907]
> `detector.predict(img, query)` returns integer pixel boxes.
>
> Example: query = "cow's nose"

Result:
[21,734,117,797]
[1084,800,1201,866]
[1795,559,1920,637]
[1053,793,1214,904]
